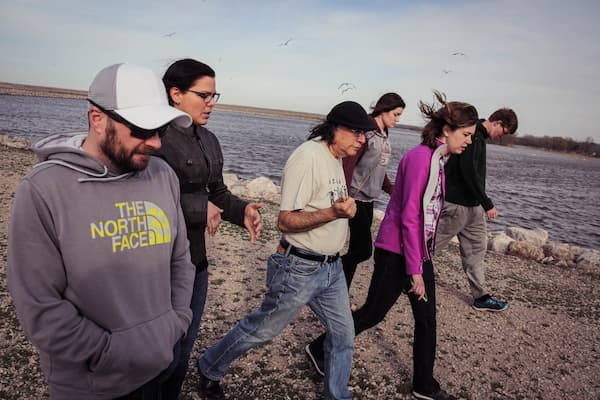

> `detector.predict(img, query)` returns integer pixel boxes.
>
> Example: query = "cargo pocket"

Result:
[180,192,207,226]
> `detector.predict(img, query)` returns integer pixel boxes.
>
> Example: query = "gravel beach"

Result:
[0,143,598,400]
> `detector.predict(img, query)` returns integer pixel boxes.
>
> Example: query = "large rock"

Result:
[542,242,575,262]
[488,232,514,254]
[246,177,281,203]
[507,240,544,261]
[0,134,30,149]
[223,173,239,188]
[568,245,588,258]
[223,173,247,196]
[576,250,600,269]
[505,227,549,246]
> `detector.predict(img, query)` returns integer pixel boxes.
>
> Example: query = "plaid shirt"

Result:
[424,153,450,240]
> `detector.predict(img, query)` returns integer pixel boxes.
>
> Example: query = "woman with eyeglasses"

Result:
[155,58,262,399]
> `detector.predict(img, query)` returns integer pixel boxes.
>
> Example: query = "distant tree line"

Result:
[491,134,599,158]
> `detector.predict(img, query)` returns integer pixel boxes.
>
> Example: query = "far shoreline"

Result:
[0,81,422,129]
[1,81,595,157]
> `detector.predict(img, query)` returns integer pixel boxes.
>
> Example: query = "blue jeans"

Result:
[199,251,354,400]
[162,267,209,399]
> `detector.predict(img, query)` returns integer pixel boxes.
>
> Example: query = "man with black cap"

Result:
[7,63,195,399]
[197,101,377,400]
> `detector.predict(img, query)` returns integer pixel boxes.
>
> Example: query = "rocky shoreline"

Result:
[0,142,599,399]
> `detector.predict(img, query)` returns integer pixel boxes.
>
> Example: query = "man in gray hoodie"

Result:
[7,63,195,399]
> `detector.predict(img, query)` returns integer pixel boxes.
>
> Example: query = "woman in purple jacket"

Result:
[306,92,478,400]
[363,92,477,400]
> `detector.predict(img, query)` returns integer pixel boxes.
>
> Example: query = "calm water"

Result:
[1,95,599,249]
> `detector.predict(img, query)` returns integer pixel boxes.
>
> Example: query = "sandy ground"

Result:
[0,144,599,400]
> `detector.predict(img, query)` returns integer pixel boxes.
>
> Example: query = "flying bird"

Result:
[442,69,452,74]
[338,82,355,90]
[338,83,356,95]
[278,38,293,47]
[162,32,176,38]
[451,51,467,58]
[338,82,356,95]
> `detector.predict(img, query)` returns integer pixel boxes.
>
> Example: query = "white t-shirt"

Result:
[280,139,349,255]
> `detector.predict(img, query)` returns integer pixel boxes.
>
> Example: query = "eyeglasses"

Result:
[188,90,221,103]
[89,100,169,140]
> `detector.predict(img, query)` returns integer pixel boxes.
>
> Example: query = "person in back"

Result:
[7,63,195,399]
[341,92,406,287]
[435,108,518,312]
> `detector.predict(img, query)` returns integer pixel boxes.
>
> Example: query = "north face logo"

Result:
[89,201,171,252]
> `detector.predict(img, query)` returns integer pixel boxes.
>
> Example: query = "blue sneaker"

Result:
[473,294,509,312]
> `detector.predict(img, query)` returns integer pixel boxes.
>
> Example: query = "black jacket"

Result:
[444,120,494,211]
[155,123,248,266]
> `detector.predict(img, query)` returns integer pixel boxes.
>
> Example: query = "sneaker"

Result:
[305,343,325,377]
[472,294,509,312]
[413,388,457,400]
[198,371,225,399]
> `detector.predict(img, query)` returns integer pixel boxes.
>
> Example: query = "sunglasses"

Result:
[88,100,169,140]
[188,90,221,103]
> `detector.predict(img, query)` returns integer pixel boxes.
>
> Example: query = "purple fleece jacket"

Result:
[374,142,447,275]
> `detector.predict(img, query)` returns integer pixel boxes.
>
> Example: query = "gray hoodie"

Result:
[7,132,195,399]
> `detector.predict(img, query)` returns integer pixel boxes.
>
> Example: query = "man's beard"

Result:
[101,120,153,172]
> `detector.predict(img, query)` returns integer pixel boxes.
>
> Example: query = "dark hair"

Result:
[418,90,479,148]
[307,121,337,144]
[489,108,518,135]
[162,58,215,105]
[371,92,406,117]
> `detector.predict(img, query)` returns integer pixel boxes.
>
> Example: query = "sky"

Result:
[0,0,599,141]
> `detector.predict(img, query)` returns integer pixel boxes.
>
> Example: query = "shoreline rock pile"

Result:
[488,227,599,269]
[224,172,600,269]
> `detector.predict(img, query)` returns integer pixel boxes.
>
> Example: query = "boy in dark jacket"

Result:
[435,108,518,312]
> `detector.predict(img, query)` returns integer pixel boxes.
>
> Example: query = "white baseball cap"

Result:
[87,63,192,130]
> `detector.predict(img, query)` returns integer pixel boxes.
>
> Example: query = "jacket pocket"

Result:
[180,192,207,226]
[88,309,183,395]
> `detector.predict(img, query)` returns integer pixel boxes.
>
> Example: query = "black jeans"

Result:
[342,200,374,288]
[161,260,209,399]
[310,247,439,393]
[114,338,183,400]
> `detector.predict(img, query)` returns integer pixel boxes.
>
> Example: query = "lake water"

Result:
[1,95,599,249]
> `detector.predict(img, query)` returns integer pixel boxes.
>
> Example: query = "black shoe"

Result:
[305,343,325,377]
[198,371,225,399]
[413,388,457,400]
